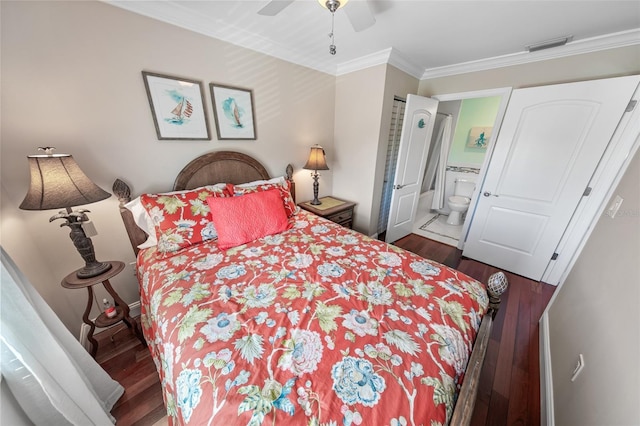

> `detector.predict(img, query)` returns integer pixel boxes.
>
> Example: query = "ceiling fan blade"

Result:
[257,0,295,16]
[344,1,376,32]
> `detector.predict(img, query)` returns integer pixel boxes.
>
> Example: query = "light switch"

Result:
[606,195,623,219]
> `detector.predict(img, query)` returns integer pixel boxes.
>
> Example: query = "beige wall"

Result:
[0,0,335,336]
[332,64,419,236]
[332,64,387,235]
[547,149,639,425]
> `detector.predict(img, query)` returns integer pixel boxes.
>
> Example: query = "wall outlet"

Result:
[571,353,585,382]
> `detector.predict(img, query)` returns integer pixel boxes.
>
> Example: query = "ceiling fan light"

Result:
[318,0,349,13]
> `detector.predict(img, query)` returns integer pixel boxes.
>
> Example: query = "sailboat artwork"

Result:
[166,93,194,125]
[142,71,210,140]
[222,97,244,128]
[210,84,256,140]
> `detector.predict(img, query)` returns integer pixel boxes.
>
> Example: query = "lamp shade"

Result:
[19,154,111,211]
[303,145,330,171]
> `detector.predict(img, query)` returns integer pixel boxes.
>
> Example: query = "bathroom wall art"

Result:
[467,126,492,149]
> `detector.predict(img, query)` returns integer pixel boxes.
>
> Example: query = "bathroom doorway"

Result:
[412,88,512,247]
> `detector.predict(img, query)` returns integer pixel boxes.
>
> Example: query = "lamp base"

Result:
[76,261,112,279]
[310,171,322,206]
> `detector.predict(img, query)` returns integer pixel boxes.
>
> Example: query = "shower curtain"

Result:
[422,115,445,193]
[431,115,453,210]
[1,246,124,425]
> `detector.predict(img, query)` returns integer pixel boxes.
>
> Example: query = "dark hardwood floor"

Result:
[99,233,555,425]
[96,321,165,425]
[394,234,556,426]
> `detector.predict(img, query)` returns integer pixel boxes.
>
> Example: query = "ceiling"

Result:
[107,0,640,77]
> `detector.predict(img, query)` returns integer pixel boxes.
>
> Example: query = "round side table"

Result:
[61,260,146,357]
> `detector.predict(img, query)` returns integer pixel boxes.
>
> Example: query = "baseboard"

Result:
[539,312,555,426]
[79,301,141,351]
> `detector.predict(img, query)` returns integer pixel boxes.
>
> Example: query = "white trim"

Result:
[431,87,513,103]
[79,301,142,352]
[106,2,640,79]
[107,0,339,75]
[539,312,555,426]
[334,47,425,78]
[541,76,640,285]
[387,48,426,80]
[336,48,392,76]
[421,29,640,79]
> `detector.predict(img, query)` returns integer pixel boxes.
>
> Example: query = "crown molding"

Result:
[106,0,339,75]
[387,49,425,80]
[335,48,392,76]
[421,29,640,80]
[104,2,639,80]
[335,47,424,79]
[328,29,640,79]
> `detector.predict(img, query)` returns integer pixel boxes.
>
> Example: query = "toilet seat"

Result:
[448,195,470,205]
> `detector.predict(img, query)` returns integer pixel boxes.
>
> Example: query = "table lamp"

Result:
[19,147,112,278]
[303,144,329,205]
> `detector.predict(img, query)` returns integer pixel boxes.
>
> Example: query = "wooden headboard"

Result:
[113,151,294,256]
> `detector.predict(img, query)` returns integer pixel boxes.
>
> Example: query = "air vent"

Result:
[526,36,573,53]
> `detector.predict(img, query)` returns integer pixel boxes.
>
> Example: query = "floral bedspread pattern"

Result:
[137,210,488,426]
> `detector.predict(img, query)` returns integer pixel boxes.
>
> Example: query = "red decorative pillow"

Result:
[227,179,298,217]
[140,186,228,253]
[207,189,291,250]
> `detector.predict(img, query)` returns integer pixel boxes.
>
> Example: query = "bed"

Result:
[113,151,506,426]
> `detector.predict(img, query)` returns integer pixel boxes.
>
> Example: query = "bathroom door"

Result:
[385,94,439,243]
[462,75,640,281]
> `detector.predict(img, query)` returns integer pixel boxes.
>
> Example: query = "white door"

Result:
[385,94,439,243]
[463,76,640,281]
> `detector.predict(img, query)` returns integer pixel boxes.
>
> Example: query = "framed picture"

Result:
[467,126,492,149]
[210,83,256,140]
[142,71,210,140]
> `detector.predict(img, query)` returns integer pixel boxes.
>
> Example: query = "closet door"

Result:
[462,75,640,281]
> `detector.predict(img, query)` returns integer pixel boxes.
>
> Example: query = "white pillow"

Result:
[236,176,285,188]
[124,183,227,249]
[124,197,157,249]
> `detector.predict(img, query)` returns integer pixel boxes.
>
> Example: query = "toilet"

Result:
[446,178,475,225]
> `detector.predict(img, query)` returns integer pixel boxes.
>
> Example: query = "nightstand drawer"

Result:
[326,209,353,224]
[298,197,356,230]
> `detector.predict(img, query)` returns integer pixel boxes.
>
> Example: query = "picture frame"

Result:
[142,71,210,140]
[210,83,256,140]
[467,126,492,149]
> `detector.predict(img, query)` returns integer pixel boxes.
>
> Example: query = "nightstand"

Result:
[298,196,356,229]
[61,261,146,357]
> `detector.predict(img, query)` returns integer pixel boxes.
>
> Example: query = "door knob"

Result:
[484,192,498,197]
[394,184,405,190]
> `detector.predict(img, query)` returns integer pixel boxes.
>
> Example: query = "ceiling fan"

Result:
[258,0,375,32]
[258,0,376,53]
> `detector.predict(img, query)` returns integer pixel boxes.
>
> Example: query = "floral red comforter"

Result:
[137,210,488,426]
